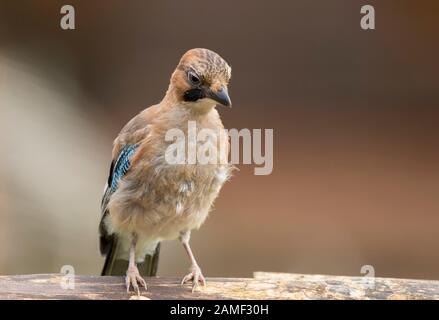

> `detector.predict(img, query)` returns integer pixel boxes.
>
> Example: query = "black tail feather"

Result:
[101,238,161,276]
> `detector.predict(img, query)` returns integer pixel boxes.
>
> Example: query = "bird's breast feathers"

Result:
[104,109,232,248]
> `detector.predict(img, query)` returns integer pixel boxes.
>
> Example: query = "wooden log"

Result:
[253,272,439,300]
[0,272,437,300]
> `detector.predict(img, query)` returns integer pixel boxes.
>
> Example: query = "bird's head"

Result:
[168,48,232,111]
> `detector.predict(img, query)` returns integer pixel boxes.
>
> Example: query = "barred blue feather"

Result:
[110,144,139,191]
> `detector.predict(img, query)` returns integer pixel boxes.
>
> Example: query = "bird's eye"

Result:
[188,72,201,85]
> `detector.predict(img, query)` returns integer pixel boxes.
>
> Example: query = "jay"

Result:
[99,48,232,293]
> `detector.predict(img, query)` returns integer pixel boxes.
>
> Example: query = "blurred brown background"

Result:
[0,1,438,280]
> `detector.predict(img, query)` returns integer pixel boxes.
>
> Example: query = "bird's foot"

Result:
[181,264,206,292]
[126,265,147,295]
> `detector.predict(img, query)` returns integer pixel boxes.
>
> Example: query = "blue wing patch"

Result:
[110,144,139,191]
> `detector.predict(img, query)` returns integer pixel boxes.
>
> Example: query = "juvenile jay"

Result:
[99,48,232,293]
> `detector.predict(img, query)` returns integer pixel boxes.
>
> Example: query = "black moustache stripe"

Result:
[183,88,204,102]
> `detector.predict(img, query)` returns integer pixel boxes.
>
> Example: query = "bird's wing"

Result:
[99,106,161,276]
[99,143,140,252]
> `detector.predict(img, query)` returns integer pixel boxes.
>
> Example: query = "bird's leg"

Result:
[125,234,147,295]
[180,231,206,292]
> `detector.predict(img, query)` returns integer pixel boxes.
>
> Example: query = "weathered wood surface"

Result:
[0,272,437,300]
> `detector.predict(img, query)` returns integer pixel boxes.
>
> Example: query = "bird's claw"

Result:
[181,265,206,292]
[126,265,147,295]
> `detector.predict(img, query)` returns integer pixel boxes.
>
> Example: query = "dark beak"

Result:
[207,87,232,107]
